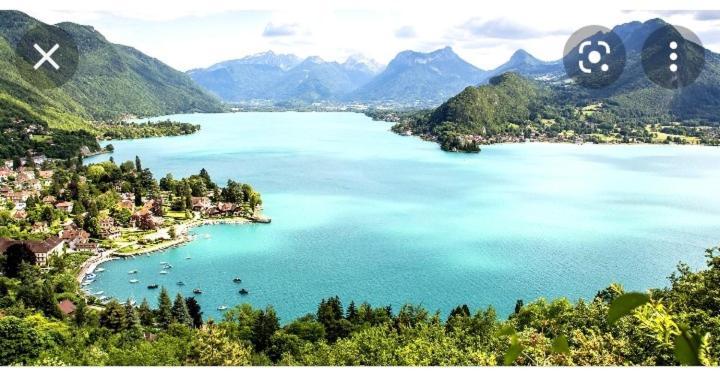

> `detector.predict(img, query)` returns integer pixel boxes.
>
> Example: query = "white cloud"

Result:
[263,22,302,37]
[395,26,417,39]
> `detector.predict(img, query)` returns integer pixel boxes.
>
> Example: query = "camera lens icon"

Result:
[563,25,626,89]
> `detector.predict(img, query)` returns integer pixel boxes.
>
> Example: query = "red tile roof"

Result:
[57,299,76,315]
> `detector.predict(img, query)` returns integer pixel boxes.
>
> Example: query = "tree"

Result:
[346,301,359,323]
[171,293,192,327]
[252,306,280,353]
[138,298,154,327]
[3,244,36,278]
[100,300,127,332]
[187,325,252,366]
[317,296,348,342]
[156,287,174,329]
[124,299,141,333]
[74,299,88,327]
[185,297,203,328]
[135,156,142,172]
[0,316,45,365]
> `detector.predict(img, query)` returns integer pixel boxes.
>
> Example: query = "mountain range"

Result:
[188,45,566,106]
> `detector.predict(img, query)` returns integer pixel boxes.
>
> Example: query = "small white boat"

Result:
[95,267,105,272]
[128,270,138,274]
[159,270,168,274]
[217,305,228,311]
[185,256,191,260]
[94,291,104,295]
[81,282,91,286]
[98,295,108,301]
[129,279,139,283]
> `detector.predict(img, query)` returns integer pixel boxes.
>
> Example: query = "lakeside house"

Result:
[191,196,212,211]
[0,236,65,266]
[60,226,91,251]
[55,201,74,213]
[99,217,121,239]
[31,222,49,233]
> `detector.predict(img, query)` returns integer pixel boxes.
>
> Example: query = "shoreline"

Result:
[398,131,720,151]
[76,216,269,284]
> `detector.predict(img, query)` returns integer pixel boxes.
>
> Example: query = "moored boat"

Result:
[233,277,242,283]
[239,288,249,295]
[129,279,139,283]
[217,305,228,311]
[177,281,185,286]
[147,284,159,289]
[193,288,203,294]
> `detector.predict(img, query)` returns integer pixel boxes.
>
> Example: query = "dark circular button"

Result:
[563,25,626,89]
[642,25,705,89]
[13,24,79,89]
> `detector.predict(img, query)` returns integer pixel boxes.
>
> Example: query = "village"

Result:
[0,155,268,274]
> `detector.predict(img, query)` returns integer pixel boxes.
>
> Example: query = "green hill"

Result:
[0,10,224,123]
[0,10,225,159]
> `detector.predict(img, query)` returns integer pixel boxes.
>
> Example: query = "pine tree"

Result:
[185,297,204,328]
[156,287,174,328]
[251,306,279,352]
[100,301,127,332]
[346,301,359,323]
[74,299,87,327]
[138,298,154,327]
[135,156,142,171]
[171,293,192,327]
[124,299,141,331]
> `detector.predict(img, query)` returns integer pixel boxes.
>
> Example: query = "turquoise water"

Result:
[86,112,720,321]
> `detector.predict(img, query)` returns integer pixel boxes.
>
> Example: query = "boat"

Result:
[94,291,104,295]
[147,284,159,289]
[85,273,96,280]
[233,277,242,283]
[129,279,139,283]
[98,295,108,301]
[239,288,249,295]
[128,270,138,274]
[162,264,173,269]
[81,282,91,286]
[185,256,191,260]
[217,305,228,311]
[193,288,203,294]
[95,267,105,272]
[177,281,185,286]
[159,270,168,274]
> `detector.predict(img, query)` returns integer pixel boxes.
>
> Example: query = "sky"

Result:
[3,0,720,71]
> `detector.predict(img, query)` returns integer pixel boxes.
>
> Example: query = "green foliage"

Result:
[607,292,651,325]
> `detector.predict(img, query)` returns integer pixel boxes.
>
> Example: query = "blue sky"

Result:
[4,1,720,71]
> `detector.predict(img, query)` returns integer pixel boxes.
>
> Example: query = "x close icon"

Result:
[33,43,61,70]
[14,24,79,89]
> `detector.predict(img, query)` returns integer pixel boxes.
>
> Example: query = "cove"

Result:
[86,112,720,321]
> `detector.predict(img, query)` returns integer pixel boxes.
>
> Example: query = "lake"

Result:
[86,112,720,321]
